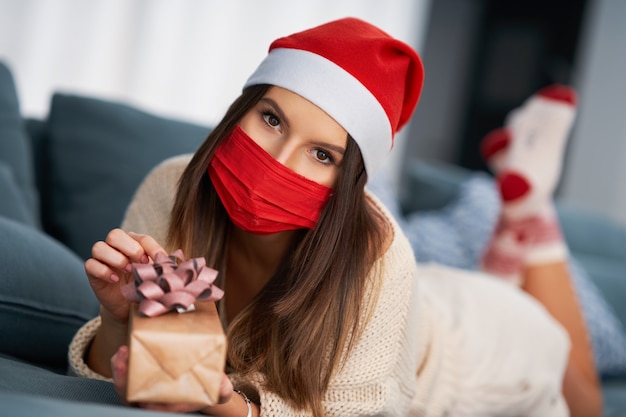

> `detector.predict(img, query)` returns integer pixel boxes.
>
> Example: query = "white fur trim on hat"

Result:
[244,48,393,177]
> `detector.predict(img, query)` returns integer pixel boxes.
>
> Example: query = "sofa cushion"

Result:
[0,387,178,417]
[601,378,626,416]
[44,93,210,260]
[0,216,99,369]
[0,163,35,225]
[0,354,119,404]
[558,203,626,325]
[0,61,39,227]
[23,118,50,196]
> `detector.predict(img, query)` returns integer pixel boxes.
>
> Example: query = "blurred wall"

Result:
[406,0,626,227]
[0,0,430,125]
[0,0,431,195]
[9,1,622,225]
[560,0,626,226]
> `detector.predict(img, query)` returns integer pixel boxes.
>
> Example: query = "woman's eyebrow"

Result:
[311,141,345,155]
[259,97,290,128]
[259,97,345,154]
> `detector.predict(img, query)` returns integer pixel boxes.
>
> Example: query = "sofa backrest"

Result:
[23,94,212,260]
[0,60,40,228]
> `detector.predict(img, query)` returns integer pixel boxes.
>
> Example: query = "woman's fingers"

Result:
[105,229,150,264]
[84,256,119,284]
[85,229,169,324]
[87,229,162,283]
[219,373,234,404]
[88,240,134,282]
[111,345,130,405]
[128,232,167,261]
[91,229,166,274]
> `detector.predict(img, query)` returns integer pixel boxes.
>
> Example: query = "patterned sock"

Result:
[480,127,511,175]
[481,85,577,283]
[480,216,528,285]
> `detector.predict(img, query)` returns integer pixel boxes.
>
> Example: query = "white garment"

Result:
[69,154,570,416]
[411,264,570,416]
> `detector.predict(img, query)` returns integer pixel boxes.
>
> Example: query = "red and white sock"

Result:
[481,85,577,284]
[481,127,512,175]
[480,217,528,285]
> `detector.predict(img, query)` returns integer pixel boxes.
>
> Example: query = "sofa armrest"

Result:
[400,158,472,213]
[557,203,626,327]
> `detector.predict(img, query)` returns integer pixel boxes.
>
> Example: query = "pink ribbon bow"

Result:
[121,249,224,317]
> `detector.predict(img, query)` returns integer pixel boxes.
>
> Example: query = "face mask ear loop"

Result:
[354,168,367,187]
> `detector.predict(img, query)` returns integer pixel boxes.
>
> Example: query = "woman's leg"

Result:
[524,262,601,417]
[481,85,602,417]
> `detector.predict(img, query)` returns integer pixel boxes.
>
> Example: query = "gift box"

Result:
[122,251,226,406]
[127,301,226,405]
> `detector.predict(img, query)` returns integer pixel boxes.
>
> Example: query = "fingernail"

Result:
[140,255,149,264]
[124,263,132,273]
[110,274,120,283]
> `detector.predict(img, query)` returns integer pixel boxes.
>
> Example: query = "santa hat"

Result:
[244,17,424,177]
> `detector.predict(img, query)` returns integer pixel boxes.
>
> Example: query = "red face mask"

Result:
[207,126,334,235]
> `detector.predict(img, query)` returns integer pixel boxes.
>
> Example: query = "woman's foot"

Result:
[480,85,577,283]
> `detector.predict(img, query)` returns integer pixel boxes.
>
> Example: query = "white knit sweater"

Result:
[69,155,570,417]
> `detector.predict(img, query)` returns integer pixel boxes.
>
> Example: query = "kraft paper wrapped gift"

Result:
[127,301,226,405]
[122,251,226,406]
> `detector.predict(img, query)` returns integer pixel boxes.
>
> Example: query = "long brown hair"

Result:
[168,85,387,416]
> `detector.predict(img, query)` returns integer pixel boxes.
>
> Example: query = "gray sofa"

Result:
[1,59,625,416]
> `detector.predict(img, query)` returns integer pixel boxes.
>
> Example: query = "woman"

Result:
[69,17,601,417]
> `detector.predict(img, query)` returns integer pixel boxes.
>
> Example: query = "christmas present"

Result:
[121,250,226,406]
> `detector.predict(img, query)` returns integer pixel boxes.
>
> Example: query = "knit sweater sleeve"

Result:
[230,194,422,417]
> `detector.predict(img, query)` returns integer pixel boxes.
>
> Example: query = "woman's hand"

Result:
[111,345,234,413]
[84,229,167,324]
[85,229,169,377]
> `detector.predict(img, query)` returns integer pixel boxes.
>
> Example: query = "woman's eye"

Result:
[314,149,333,164]
[262,112,281,129]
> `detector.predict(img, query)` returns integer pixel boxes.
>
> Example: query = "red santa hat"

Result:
[244,17,424,177]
